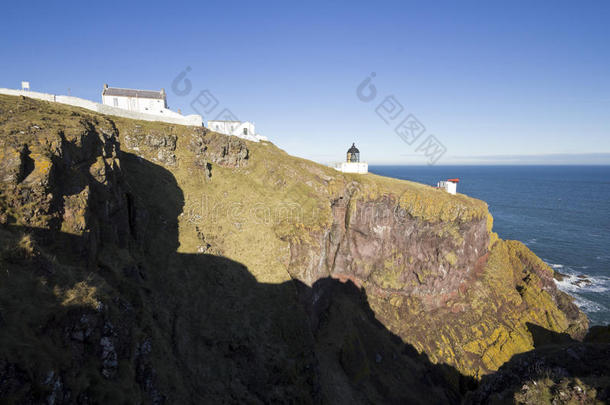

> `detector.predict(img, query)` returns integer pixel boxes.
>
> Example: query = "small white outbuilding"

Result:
[207,120,267,142]
[437,178,459,195]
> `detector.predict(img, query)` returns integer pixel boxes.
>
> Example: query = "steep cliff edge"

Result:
[0,94,598,404]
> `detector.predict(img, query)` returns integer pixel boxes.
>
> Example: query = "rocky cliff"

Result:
[0,94,605,404]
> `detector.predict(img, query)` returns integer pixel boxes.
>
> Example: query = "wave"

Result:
[573,296,606,313]
[554,273,610,294]
[546,261,608,286]
[546,260,610,317]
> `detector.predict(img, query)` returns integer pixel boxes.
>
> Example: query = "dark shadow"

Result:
[1,220,476,404]
[16,145,35,183]
[526,322,575,348]
[0,143,476,404]
[466,324,610,404]
[0,139,607,404]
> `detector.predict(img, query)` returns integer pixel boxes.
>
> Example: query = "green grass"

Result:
[2,93,580,403]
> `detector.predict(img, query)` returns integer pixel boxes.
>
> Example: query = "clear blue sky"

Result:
[1,0,609,164]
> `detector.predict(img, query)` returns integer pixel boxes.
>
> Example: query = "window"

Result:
[215,125,219,130]
[113,98,118,107]
[243,128,248,135]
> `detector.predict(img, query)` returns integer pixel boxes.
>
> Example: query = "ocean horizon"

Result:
[369,165,610,325]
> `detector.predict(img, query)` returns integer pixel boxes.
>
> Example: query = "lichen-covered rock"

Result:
[123,125,178,166]
[188,128,249,168]
[283,182,587,378]
[0,98,130,253]
[466,332,610,404]
[0,94,602,404]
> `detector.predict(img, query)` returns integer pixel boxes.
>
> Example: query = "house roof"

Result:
[447,178,460,183]
[102,87,165,100]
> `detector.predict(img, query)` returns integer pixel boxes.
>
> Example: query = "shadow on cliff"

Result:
[2,148,607,404]
[527,322,576,347]
[465,323,610,404]
[117,151,480,404]
[0,149,477,404]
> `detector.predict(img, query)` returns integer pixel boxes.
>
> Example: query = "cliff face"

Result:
[285,182,588,378]
[0,94,596,404]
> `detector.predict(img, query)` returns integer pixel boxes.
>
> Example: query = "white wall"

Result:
[333,162,368,174]
[437,181,457,195]
[101,95,166,115]
[208,121,238,134]
[0,88,56,102]
[56,95,98,110]
[235,122,256,137]
[208,121,256,137]
[0,88,202,127]
[207,121,264,142]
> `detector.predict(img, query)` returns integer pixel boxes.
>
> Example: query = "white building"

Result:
[207,120,267,142]
[437,178,459,195]
[100,84,202,126]
[102,84,167,114]
[333,143,368,174]
[0,83,202,126]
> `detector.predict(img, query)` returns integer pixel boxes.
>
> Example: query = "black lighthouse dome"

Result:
[347,143,360,163]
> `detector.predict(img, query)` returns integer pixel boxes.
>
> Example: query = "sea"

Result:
[369,165,610,326]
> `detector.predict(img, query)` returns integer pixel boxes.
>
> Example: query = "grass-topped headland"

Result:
[0,94,600,404]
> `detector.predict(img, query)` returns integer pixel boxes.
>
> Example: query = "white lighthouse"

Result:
[333,143,368,174]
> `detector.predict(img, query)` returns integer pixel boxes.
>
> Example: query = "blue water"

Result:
[369,165,610,325]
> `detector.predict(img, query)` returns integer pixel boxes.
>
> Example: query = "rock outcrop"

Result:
[0,94,602,404]
[284,182,587,378]
[467,325,610,404]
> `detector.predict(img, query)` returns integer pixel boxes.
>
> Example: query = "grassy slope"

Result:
[108,112,488,285]
[0,94,592,403]
[108,100,586,380]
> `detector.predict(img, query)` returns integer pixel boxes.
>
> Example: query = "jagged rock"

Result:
[466,336,610,404]
[123,128,177,166]
[135,338,164,404]
[100,336,118,378]
[0,360,33,402]
[0,94,603,405]
[44,371,66,405]
[188,129,249,168]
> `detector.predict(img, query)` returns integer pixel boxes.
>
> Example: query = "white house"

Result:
[333,143,368,174]
[0,82,202,126]
[437,178,459,195]
[207,120,267,142]
[100,84,203,126]
[102,84,167,114]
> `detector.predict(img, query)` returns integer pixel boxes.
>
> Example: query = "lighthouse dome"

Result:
[347,143,360,163]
